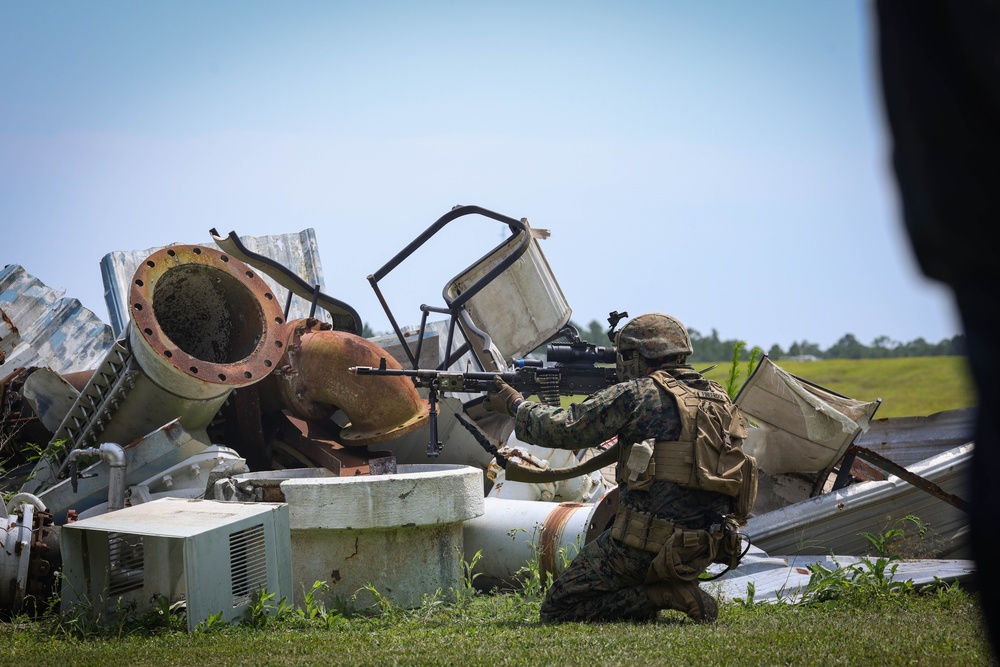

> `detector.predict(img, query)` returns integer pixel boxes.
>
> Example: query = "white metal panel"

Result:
[446,226,571,364]
[736,356,880,475]
[61,497,281,538]
[60,497,292,631]
[710,544,975,603]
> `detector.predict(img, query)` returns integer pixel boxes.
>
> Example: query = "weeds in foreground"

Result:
[9,514,968,641]
[506,526,579,601]
[455,548,484,605]
[730,515,963,612]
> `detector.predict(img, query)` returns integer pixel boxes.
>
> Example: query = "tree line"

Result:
[363,319,965,362]
[568,320,965,362]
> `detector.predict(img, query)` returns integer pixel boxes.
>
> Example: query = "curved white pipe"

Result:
[463,497,605,591]
[5,492,47,515]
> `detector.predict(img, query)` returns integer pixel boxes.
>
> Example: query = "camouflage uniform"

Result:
[514,366,730,623]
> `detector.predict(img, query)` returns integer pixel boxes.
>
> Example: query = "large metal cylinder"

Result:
[113,244,287,439]
[128,244,286,400]
[462,491,619,592]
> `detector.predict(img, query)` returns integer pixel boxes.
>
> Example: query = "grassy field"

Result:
[700,355,976,420]
[2,588,992,667]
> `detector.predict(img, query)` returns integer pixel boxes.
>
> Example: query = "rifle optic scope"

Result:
[546,342,617,365]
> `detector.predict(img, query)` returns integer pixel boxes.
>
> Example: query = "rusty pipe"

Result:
[266,318,429,446]
[129,245,286,400]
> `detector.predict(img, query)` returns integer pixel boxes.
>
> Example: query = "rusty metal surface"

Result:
[23,245,290,496]
[268,319,429,446]
[0,264,114,377]
[219,386,270,471]
[276,412,396,476]
[0,307,17,365]
[129,244,286,388]
[539,501,585,581]
[1,368,52,476]
[102,229,332,337]
[844,444,970,513]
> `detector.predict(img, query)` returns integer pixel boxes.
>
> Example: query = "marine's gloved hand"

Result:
[483,375,522,417]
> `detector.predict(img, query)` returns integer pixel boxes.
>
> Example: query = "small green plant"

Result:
[798,556,914,606]
[142,594,186,632]
[454,548,484,604]
[507,528,549,600]
[48,594,140,640]
[507,527,579,601]
[724,342,764,399]
[241,588,293,629]
[295,580,339,628]
[193,610,226,633]
[861,515,928,558]
[736,581,757,607]
[359,583,400,619]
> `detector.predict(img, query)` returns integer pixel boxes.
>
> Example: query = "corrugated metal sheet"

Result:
[0,264,115,378]
[100,229,331,337]
[854,408,975,468]
[746,443,972,559]
[711,545,975,603]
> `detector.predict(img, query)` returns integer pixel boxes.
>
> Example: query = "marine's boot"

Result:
[646,580,718,623]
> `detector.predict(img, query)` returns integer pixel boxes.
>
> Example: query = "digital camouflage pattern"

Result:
[515,367,732,524]
[540,530,660,622]
[514,366,731,622]
[615,313,693,359]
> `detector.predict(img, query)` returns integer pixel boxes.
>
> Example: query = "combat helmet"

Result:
[615,313,693,380]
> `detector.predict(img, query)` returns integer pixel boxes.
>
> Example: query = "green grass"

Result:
[700,356,976,419]
[2,591,991,667]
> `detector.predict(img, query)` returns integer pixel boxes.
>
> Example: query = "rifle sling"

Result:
[503,442,620,483]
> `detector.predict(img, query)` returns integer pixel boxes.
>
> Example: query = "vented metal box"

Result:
[60,497,291,631]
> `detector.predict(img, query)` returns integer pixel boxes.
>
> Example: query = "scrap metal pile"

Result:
[0,205,975,624]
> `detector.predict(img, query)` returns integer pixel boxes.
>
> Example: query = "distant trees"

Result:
[565,319,966,362]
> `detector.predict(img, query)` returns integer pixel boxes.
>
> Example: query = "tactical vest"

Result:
[618,370,758,519]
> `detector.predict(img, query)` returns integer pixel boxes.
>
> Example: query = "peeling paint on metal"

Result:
[539,501,585,581]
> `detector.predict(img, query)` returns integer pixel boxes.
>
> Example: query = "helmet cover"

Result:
[615,313,693,380]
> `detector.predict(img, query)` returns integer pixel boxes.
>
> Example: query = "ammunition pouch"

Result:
[710,515,746,571]
[611,504,676,554]
[611,506,747,582]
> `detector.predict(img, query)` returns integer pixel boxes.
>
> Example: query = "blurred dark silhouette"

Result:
[876,0,1000,654]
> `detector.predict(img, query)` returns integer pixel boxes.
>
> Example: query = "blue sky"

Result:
[1,1,959,352]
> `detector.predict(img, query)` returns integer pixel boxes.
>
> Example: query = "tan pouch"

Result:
[624,438,655,491]
[732,454,758,520]
[646,528,716,584]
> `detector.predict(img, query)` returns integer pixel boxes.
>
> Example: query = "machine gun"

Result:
[349,340,619,456]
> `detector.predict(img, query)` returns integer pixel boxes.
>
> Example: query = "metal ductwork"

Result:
[264,318,429,446]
